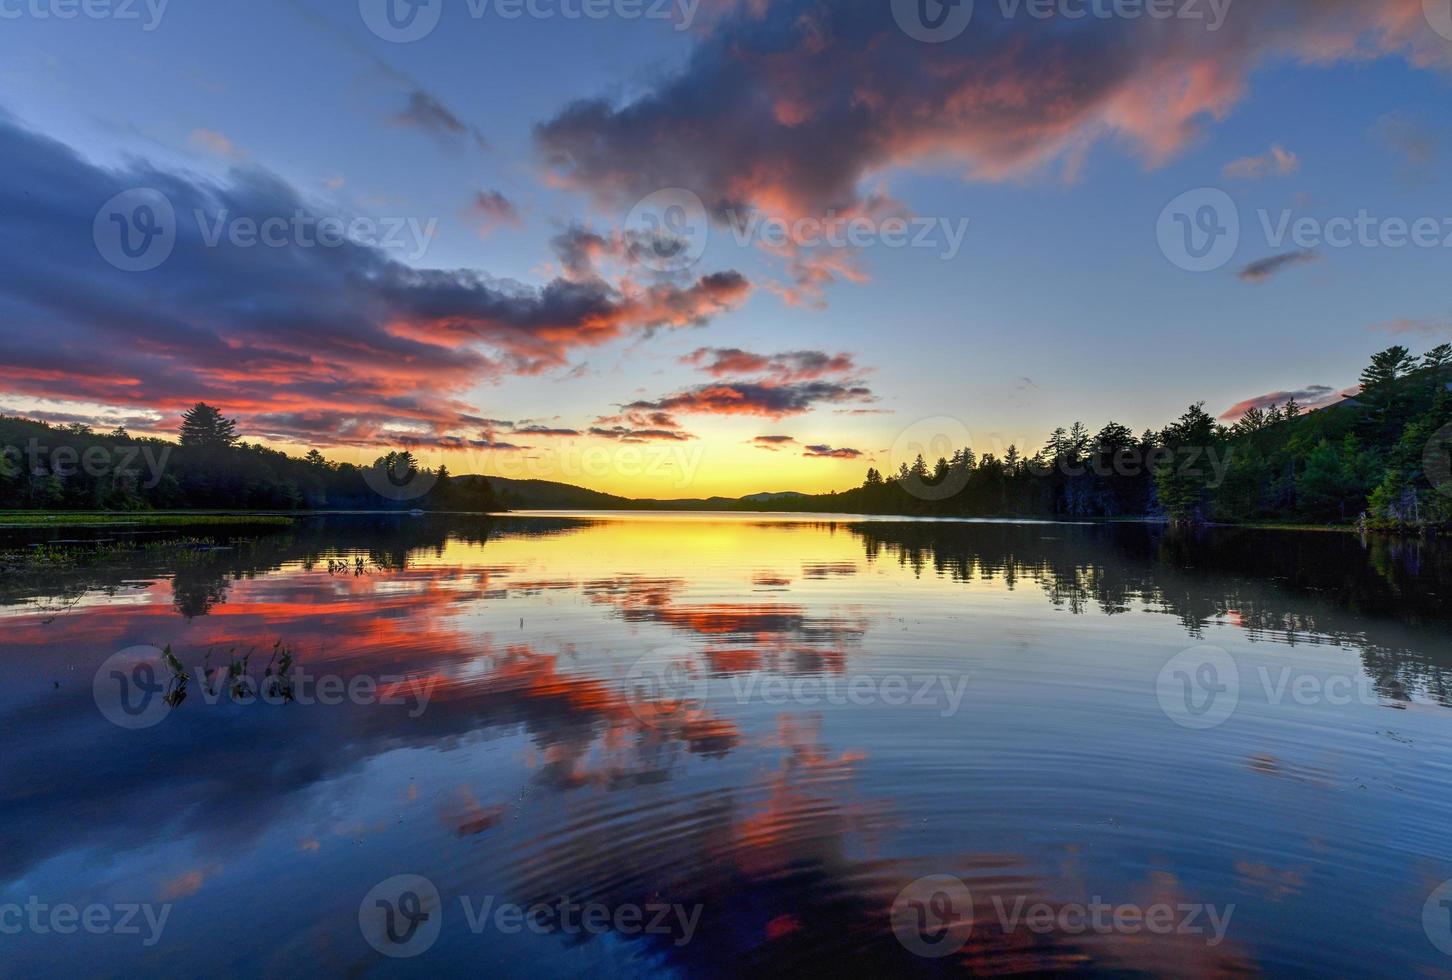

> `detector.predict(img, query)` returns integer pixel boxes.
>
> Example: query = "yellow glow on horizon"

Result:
[268,435,877,500]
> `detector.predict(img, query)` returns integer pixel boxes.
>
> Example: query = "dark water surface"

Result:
[3,513,1451,977]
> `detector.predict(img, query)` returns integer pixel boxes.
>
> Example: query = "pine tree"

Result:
[1358,346,1416,439]
[179,403,238,449]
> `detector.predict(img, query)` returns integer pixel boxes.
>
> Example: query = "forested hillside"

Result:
[797,345,1452,529]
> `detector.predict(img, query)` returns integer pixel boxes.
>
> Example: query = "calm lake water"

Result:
[3,512,1452,977]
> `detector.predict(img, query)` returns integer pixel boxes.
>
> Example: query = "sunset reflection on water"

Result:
[2,513,1451,976]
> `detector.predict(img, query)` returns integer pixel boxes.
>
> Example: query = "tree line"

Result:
[2,344,1447,526]
[827,344,1451,528]
[0,403,497,513]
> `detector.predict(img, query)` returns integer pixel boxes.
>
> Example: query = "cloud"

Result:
[1222,144,1299,179]
[1219,385,1347,420]
[548,222,715,284]
[511,424,582,437]
[1372,112,1438,166]
[466,189,522,237]
[1370,315,1452,336]
[551,225,615,280]
[536,0,1442,223]
[588,425,695,442]
[189,128,246,160]
[682,347,858,381]
[392,90,489,150]
[751,435,797,450]
[802,444,862,459]
[275,1,491,156]
[0,405,162,430]
[624,380,875,419]
[1238,249,1320,283]
[0,116,749,448]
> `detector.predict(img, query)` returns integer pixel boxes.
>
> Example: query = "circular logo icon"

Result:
[1156,188,1239,273]
[360,449,440,502]
[889,417,973,501]
[93,645,176,730]
[94,188,176,272]
[1425,879,1452,956]
[359,0,443,43]
[891,0,974,43]
[360,874,443,958]
[1423,422,1452,497]
[1425,0,1452,41]
[623,647,709,730]
[624,188,710,274]
[891,874,974,958]
[1157,645,1240,730]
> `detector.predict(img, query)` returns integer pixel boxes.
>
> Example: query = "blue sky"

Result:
[1,0,1449,495]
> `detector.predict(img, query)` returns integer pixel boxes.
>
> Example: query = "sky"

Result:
[0,0,1450,498]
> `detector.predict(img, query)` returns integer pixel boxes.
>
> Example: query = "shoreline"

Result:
[0,508,1380,534]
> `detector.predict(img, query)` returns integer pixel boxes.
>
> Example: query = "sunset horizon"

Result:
[5,3,1452,977]
[5,1,1451,499]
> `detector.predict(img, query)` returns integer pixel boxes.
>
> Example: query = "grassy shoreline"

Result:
[0,512,298,528]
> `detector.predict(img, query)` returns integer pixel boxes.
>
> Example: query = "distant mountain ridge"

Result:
[469,477,813,512]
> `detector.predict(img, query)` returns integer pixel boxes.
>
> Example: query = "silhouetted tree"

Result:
[179,403,238,449]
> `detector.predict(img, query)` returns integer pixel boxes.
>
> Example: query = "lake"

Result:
[2,512,1451,977]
